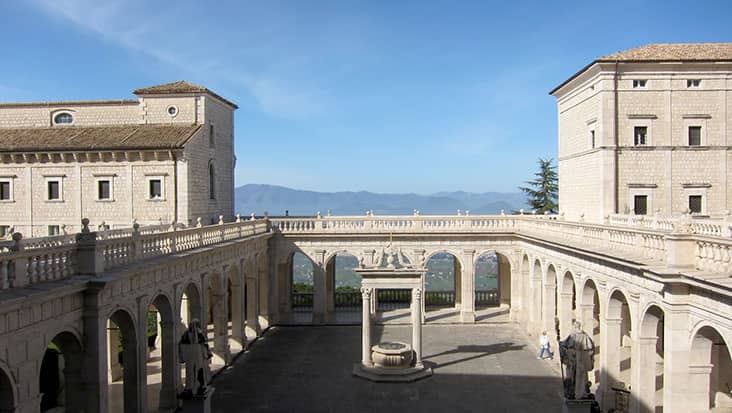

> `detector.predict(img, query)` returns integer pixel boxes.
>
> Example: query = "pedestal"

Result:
[562,399,595,413]
[181,387,215,413]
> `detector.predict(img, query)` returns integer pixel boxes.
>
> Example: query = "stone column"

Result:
[541,281,557,336]
[135,296,149,413]
[230,269,245,346]
[245,274,261,340]
[687,363,714,411]
[662,285,691,413]
[258,253,271,330]
[212,273,231,364]
[326,258,336,322]
[361,287,373,367]
[558,291,575,340]
[509,260,521,322]
[370,288,377,318]
[454,258,462,309]
[632,336,658,413]
[82,293,108,413]
[312,250,327,325]
[412,288,423,368]
[461,249,476,323]
[600,317,622,407]
[578,304,594,339]
[159,319,179,410]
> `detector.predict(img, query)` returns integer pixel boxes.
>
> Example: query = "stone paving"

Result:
[211,323,564,412]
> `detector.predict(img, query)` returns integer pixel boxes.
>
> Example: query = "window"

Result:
[149,179,163,200]
[0,225,9,238]
[48,225,60,236]
[47,180,61,201]
[590,130,596,149]
[0,180,11,201]
[634,126,648,145]
[688,126,701,146]
[634,195,648,215]
[209,124,215,147]
[687,79,701,88]
[689,195,703,214]
[209,162,216,200]
[167,105,178,117]
[632,80,647,88]
[53,112,73,125]
[97,180,111,200]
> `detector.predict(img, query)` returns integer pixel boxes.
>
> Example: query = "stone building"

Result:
[551,43,732,222]
[0,81,237,237]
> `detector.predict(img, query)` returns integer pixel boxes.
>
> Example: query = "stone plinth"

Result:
[352,363,433,383]
[562,399,595,413]
[181,387,215,413]
[371,342,413,368]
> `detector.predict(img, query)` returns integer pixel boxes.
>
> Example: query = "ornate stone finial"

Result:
[98,221,107,231]
[559,212,565,220]
[465,210,470,216]
[327,209,332,216]
[235,214,241,223]
[366,210,370,216]
[81,218,90,233]
[218,215,224,225]
[544,210,549,215]
[132,222,140,232]
[532,210,537,215]
[519,209,524,215]
[158,217,163,225]
[264,211,269,218]
[11,232,22,242]
[60,224,67,235]
[500,209,505,216]
[317,211,322,219]
[579,213,585,222]
[415,210,420,216]
[170,219,177,231]
[250,213,256,221]
[413,209,418,216]
[196,217,203,228]
[457,209,462,216]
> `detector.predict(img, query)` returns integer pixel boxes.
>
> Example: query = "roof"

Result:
[550,43,732,95]
[0,99,138,108]
[134,81,238,109]
[0,124,202,153]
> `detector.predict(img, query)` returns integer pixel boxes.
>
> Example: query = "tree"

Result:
[519,158,558,214]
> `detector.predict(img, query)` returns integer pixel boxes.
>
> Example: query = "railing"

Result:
[377,289,412,310]
[271,215,520,234]
[334,291,361,307]
[695,236,732,273]
[475,290,500,306]
[425,291,455,306]
[292,292,314,309]
[608,213,729,237]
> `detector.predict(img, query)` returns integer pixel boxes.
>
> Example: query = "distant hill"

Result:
[235,184,529,216]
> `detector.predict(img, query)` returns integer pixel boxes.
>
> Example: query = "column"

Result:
[230,274,244,346]
[82,298,108,413]
[312,250,327,324]
[687,363,714,411]
[461,250,476,323]
[258,253,271,330]
[509,261,521,322]
[245,274,261,340]
[212,274,231,364]
[662,286,692,413]
[600,317,622,407]
[370,288,377,318]
[159,319,179,410]
[361,287,373,367]
[633,336,658,413]
[558,292,575,340]
[412,287,423,368]
[326,258,335,322]
[578,304,595,339]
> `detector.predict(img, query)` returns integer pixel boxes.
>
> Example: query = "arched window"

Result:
[53,112,73,125]
[208,161,216,200]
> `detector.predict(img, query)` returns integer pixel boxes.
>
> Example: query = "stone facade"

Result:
[551,44,732,222]
[0,81,237,236]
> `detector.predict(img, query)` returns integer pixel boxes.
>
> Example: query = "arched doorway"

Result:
[326,252,362,319]
[424,252,459,311]
[637,305,664,413]
[688,326,732,411]
[475,252,499,308]
[530,259,543,333]
[107,308,139,413]
[147,294,178,411]
[0,365,14,413]
[39,331,83,412]
[181,282,203,327]
[291,252,314,322]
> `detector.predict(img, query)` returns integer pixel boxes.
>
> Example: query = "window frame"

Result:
[146,176,165,201]
[688,126,702,146]
[632,79,647,88]
[686,79,701,88]
[628,186,654,216]
[209,123,215,148]
[45,176,64,202]
[0,178,13,202]
[52,111,74,126]
[633,126,649,146]
[208,161,216,200]
[48,225,60,236]
[95,177,114,202]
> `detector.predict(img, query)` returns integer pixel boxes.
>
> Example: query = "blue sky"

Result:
[2,1,731,194]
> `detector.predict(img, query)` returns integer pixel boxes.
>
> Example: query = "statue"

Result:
[179,319,212,398]
[559,320,595,399]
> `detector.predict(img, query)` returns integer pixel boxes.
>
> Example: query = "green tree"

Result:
[519,158,558,214]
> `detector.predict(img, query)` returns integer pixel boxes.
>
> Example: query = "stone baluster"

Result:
[361,287,373,367]
[412,288,423,367]
[76,218,105,275]
[10,233,28,288]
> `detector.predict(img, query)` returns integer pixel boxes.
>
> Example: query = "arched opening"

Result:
[291,252,314,322]
[581,279,601,392]
[208,272,230,366]
[424,252,459,316]
[638,305,664,413]
[107,308,139,413]
[607,290,633,391]
[688,326,732,411]
[227,264,245,350]
[0,365,14,413]
[181,282,203,327]
[518,254,530,325]
[326,252,362,319]
[39,331,83,412]
[147,294,178,411]
[531,259,543,333]
[558,271,576,339]
[475,252,499,308]
[543,264,558,335]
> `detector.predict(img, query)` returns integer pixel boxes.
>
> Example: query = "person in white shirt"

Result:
[537,331,554,360]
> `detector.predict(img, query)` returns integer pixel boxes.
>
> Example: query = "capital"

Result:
[360,287,372,299]
[412,288,422,301]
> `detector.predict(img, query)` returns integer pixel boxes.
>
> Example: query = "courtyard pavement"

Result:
[211,323,564,413]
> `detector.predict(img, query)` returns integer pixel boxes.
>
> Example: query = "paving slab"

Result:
[211,324,563,413]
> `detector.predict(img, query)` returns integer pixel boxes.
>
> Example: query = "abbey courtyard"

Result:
[0,43,730,412]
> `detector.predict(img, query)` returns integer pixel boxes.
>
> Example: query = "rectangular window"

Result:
[634,195,648,215]
[689,195,703,214]
[0,225,9,238]
[97,180,111,200]
[47,180,60,200]
[632,79,647,88]
[48,225,60,236]
[149,179,162,199]
[590,130,596,149]
[687,79,701,88]
[0,181,10,201]
[634,126,647,146]
[209,124,215,147]
[688,126,702,146]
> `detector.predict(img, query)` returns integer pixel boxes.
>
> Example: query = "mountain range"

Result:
[235,184,529,216]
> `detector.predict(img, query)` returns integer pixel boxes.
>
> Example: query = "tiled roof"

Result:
[0,124,202,152]
[134,81,238,109]
[598,43,732,62]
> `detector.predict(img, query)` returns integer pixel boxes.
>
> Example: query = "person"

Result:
[559,320,595,399]
[179,319,212,397]
[537,331,553,360]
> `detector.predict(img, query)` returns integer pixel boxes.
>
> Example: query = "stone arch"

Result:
[290,250,315,314]
[424,250,462,309]
[606,289,633,394]
[517,253,531,325]
[688,324,732,411]
[208,271,231,364]
[474,250,500,308]
[39,330,83,412]
[226,263,245,347]
[557,270,576,339]
[148,293,178,411]
[529,258,543,331]
[636,304,665,413]
[324,251,361,313]
[0,360,15,413]
[542,263,558,334]
[108,307,140,413]
[580,277,601,391]
[180,281,203,326]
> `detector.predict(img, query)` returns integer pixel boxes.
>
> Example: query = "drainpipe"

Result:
[172,151,178,225]
[613,61,620,214]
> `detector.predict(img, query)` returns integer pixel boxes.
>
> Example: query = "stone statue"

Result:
[179,319,212,398]
[559,320,595,399]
